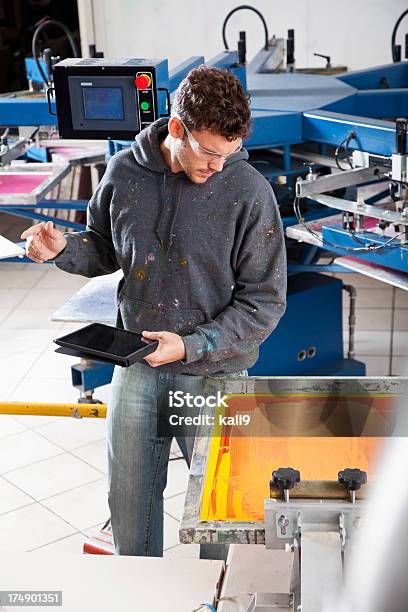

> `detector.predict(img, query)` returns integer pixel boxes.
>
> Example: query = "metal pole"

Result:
[342,284,357,360]
[388,286,397,376]
[0,401,106,418]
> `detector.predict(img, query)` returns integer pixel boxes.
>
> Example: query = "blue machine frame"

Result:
[3,52,406,154]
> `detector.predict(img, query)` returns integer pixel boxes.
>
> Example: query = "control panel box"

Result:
[52,58,169,139]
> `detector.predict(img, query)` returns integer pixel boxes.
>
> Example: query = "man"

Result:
[21,65,287,558]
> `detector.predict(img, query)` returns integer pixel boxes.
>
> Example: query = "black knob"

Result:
[396,118,407,155]
[287,29,295,65]
[378,220,389,231]
[314,52,331,68]
[238,31,246,65]
[393,44,402,62]
[338,468,367,491]
[271,467,301,491]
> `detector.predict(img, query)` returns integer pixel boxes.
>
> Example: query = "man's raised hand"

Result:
[21,221,67,263]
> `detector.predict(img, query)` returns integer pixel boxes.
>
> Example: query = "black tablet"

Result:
[54,323,159,367]
[54,346,120,366]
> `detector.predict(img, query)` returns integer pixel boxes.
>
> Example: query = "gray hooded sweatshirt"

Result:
[54,118,287,374]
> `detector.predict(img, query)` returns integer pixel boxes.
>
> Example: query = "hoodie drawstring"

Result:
[155,173,183,255]
[167,180,183,254]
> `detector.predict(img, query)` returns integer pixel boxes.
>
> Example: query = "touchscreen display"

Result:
[83,87,124,120]
[58,324,150,357]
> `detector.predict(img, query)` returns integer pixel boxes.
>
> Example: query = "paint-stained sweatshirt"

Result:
[54,118,287,374]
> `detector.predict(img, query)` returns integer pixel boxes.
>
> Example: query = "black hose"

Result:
[391,8,408,62]
[334,131,355,171]
[222,5,269,51]
[31,18,79,85]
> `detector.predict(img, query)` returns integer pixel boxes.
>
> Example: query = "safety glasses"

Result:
[175,116,242,162]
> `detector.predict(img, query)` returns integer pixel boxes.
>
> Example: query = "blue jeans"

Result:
[107,360,246,558]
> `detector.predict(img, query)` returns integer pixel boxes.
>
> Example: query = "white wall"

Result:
[82,0,408,72]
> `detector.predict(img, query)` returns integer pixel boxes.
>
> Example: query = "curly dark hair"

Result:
[171,65,251,141]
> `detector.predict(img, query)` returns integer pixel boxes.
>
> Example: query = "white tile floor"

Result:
[0,254,189,557]
[0,214,407,559]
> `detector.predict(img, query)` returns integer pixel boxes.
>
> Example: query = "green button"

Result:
[140,101,150,111]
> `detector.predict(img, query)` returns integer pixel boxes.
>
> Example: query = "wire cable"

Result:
[335,131,355,171]
[391,8,408,61]
[292,196,407,253]
[343,214,369,246]
[31,18,79,86]
[222,5,269,51]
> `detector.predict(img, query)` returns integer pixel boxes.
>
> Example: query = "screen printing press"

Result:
[178,376,407,612]
[1,10,408,611]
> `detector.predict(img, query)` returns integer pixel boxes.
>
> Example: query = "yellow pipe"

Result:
[0,401,106,418]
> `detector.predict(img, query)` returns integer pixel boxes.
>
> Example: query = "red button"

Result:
[135,74,152,89]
